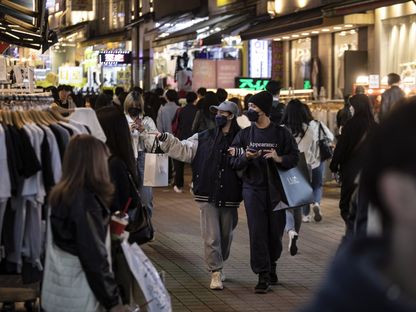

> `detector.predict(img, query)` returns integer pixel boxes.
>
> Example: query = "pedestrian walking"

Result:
[192,91,217,134]
[379,73,405,120]
[150,101,242,291]
[230,91,299,293]
[266,80,286,124]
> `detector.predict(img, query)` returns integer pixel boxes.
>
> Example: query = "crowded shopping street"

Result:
[1,0,416,312]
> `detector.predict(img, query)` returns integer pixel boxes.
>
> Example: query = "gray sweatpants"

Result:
[199,202,238,272]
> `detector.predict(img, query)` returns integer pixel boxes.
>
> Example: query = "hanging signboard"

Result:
[99,51,132,66]
[235,77,271,91]
[216,60,240,89]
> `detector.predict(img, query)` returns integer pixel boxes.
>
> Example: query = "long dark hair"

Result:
[96,106,138,184]
[349,94,374,125]
[281,99,312,137]
[49,135,114,207]
[198,91,218,120]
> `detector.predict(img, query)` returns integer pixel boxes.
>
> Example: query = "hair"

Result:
[229,97,243,116]
[154,87,164,97]
[387,73,401,86]
[131,86,143,94]
[355,86,365,95]
[216,88,228,102]
[197,87,207,97]
[198,91,219,119]
[118,91,128,110]
[361,98,416,232]
[103,89,114,97]
[303,103,314,121]
[165,89,179,106]
[94,93,112,110]
[281,99,312,137]
[349,94,374,124]
[124,90,144,115]
[243,93,253,112]
[96,106,138,184]
[49,135,114,208]
[186,91,198,104]
[266,80,282,96]
[115,86,125,97]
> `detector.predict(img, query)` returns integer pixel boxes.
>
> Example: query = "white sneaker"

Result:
[312,203,322,222]
[173,185,183,193]
[302,215,312,223]
[210,271,224,290]
[288,230,299,256]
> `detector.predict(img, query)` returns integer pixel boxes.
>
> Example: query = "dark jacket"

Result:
[230,122,299,206]
[178,103,198,140]
[50,190,120,310]
[192,128,242,208]
[269,101,286,124]
[301,238,416,312]
[192,110,215,134]
[380,86,405,120]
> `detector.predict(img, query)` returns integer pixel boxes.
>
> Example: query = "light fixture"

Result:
[311,30,319,34]
[344,24,353,28]
[339,31,346,36]
[282,36,290,39]
[297,0,308,8]
[350,29,356,34]
[273,38,282,41]
[322,28,330,32]
[301,32,310,36]
[333,26,342,30]
[214,27,221,32]
[292,34,300,38]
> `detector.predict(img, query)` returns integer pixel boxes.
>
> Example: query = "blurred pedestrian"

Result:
[266,80,285,124]
[379,73,405,120]
[192,91,217,133]
[216,88,228,103]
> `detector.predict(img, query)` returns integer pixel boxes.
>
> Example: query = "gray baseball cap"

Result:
[210,101,239,116]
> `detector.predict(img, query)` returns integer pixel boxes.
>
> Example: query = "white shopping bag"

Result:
[121,240,172,312]
[143,153,169,187]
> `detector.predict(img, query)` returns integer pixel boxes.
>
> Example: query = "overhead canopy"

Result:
[322,0,410,17]
[0,0,57,51]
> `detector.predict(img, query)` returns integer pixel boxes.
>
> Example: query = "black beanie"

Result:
[248,91,273,116]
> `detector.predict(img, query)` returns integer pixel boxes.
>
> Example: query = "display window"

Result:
[291,38,311,90]
[333,29,358,99]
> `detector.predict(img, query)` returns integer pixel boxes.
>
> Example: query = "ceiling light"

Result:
[273,38,281,41]
[345,24,353,28]
[292,34,300,38]
[301,32,310,36]
[214,27,221,32]
[350,29,356,34]
[340,31,347,36]
[322,28,330,32]
[282,36,290,39]
[311,30,319,34]
[334,26,342,30]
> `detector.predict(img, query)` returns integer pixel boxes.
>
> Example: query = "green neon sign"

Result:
[235,77,270,91]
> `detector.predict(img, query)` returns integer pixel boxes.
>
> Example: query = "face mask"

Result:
[215,115,228,128]
[246,109,259,122]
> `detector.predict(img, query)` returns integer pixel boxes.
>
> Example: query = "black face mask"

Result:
[215,115,228,128]
[128,107,142,118]
[246,109,259,122]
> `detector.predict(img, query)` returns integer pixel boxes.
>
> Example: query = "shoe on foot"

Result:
[288,230,299,256]
[302,215,312,223]
[210,271,224,290]
[255,272,271,294]
[270,264,278,285]
[173,185,183,193]
[220,270,226,282]
[312,203,322,222]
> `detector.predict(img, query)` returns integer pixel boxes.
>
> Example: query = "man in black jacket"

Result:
[230,91,299,293]
[379,73,405,121]
[266,80,286,124]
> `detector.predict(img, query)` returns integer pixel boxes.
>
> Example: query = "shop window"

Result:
[291,38,311,90]
[109,0,125,30]
[249,39,271,78]
[383,15,416,83]
[334,30,358,99]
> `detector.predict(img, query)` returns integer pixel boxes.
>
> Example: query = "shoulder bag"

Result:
[318,121,333,161]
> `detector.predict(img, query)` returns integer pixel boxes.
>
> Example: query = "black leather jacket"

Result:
[50,189,120,310]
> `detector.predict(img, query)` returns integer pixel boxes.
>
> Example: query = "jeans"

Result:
[304,161,325,216]
[137,152,154,218]
[285,207,303,233]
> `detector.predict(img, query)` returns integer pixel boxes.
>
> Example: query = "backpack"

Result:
[171,107,183,137]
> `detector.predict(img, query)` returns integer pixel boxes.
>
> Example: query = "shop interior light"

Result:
[292,34,299,38]
[356,76,369,84]
[155,23,160,27]
[333,26,342,30]
[301,32,310,36]
[5,31,19,40]
[322,28,330,32]
[350,29,356,34]
[367,89,374,94]
[282,36,290,39]
[196,26,209,33]
[381,76,388,85]
[340,31,347,36]
[0,26,5,30]
[344,24,353,28]
[273,38,281,41]
[214,27,221,32]
[311,30,319,34]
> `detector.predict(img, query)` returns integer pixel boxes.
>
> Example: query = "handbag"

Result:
[143,138,169,187]
[318,122,333,161]
[275,153,314,210]
[125,173,154,245]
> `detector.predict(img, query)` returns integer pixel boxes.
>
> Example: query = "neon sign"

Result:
[99,50,132,65]
[235,77,271,91]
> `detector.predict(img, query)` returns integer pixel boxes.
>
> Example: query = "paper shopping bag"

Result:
[274,153,314,210]
[143,153,169,187]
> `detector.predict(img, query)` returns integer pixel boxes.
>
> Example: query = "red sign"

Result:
[216,60,240,89]
[0,42,10,54]
[193,59,217,90]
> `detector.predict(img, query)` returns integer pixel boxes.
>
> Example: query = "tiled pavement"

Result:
[142,174,345,312]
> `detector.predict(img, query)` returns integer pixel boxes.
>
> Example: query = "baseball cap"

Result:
[210,100,239,116]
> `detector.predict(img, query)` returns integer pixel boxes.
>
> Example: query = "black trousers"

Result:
[243,187,286,274]
[173,160,185,188]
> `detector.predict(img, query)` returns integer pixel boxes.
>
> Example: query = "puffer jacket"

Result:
[49,189,120,310]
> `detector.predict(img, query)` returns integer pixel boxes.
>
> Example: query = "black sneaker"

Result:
[270,264,278,285]
[255,272,271,294]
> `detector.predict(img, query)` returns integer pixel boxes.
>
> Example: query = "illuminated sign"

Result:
[99,50,132,65]
[58,66,83,86]
[235,77,270,91]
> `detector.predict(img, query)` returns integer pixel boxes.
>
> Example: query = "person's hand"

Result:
[228,147,236,156]
[134,117,145,133]
[109,304,130,312]
[263,149,282,163]
[246,149,259,160]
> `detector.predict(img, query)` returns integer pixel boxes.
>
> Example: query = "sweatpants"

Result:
[243,188,286,274]
[199,202,238,272]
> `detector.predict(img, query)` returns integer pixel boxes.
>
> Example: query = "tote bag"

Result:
[143,138,169,187]
[274,153,314,210]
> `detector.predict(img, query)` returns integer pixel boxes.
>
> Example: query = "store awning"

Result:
[240,8,325,41]
[0,0,57,51]
[322,0,410,17]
